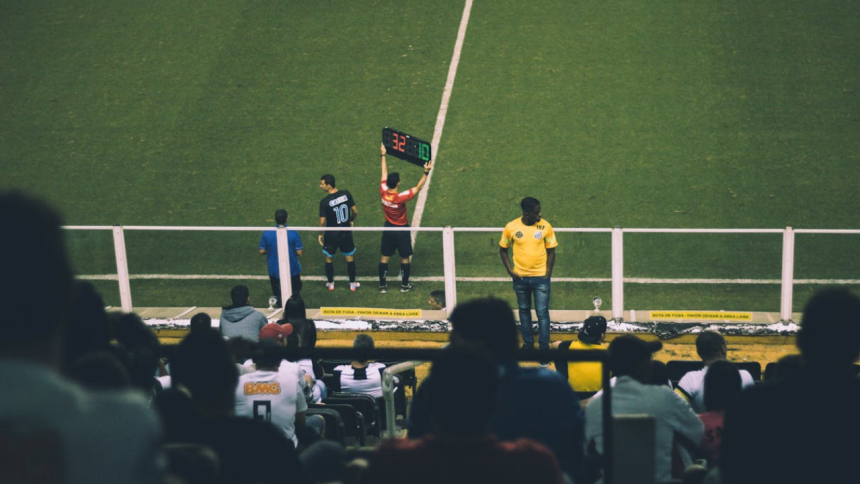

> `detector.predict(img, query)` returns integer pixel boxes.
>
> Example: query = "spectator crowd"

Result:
[2,191,859,484]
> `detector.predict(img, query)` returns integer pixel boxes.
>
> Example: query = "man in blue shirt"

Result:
[260,209,303,307]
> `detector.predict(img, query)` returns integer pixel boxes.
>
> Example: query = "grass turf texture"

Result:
[2,1,859,312]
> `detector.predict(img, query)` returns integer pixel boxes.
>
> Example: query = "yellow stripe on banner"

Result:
[649,311,753,321]
[320,307,422,318]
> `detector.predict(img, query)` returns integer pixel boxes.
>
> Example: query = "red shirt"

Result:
[380,180,416,226]
[698,410,725,466]
[364,434,564,484]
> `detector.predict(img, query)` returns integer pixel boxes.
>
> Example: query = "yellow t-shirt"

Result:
[565,340,604,392]
[499,217,559,277]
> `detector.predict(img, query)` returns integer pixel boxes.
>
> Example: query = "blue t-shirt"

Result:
[259,226,303,277]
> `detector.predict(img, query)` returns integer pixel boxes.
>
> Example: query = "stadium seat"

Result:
[666,360,704,386]
[735,361,762,381]
[324,392,381,436]
[765,362,859,381]
[611,415,656,484]
[327,366,408,418]
[306,407,345,445]
[323,369,343,393]
[321,359,351,375]
[667,359,761,385]
[310,403,367,446]
[764,362,780,381]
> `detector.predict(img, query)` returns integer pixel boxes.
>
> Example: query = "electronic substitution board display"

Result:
[382,127,432,167]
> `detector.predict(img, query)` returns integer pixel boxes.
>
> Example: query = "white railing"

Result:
[63,225,860,323]
[382,360,427,438]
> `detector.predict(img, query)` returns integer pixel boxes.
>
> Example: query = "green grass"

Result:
[3,1,859,313]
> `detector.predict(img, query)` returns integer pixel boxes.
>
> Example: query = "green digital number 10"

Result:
[419,143,430,161]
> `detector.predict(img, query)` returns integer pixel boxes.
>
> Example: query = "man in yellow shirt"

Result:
[499,197,558,354]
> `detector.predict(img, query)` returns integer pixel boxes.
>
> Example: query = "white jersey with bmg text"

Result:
[235,366,308,447]
[241,358,313,403]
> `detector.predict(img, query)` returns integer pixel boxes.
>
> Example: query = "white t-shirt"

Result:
[156,375,172,390]
[585,375,704,483]
[0,360,163,484]
[241,359,308,380]
[296,358,315,382]
[235,366,308,447]
[677,366,755,413]
[334,362,388,398]
[242,358,311,401]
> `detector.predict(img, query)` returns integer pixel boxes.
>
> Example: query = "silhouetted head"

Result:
[703,360,742,412]
[449,297,518,362]
[797,287,860,369]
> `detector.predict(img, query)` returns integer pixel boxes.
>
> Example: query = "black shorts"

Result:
[381,223,413,258]
[323,231,356,257]
[269,275,303,304]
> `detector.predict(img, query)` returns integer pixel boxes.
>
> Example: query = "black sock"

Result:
[379,263,389,285]
[347,261,356,283]
[401,263,411,285]
[325,262,334,283]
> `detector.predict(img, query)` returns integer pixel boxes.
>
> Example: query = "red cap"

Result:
[259,322,293,342]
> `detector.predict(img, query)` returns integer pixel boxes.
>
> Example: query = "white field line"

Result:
[410,0,474,246]
[172,306,198,318]
[76,274,860,285]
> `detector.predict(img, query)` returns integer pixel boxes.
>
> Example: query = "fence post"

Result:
[276,226,292,306]
[442,226,457,318]
[112,225,133,312]
[611,227,624,321]
[780,227,795,323]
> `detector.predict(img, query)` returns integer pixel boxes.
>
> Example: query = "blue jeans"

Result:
[513,276,551,349]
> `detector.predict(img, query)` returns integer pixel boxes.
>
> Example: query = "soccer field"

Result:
[2,0,859,313]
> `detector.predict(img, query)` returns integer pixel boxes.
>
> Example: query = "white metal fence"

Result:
[63,225,860,323]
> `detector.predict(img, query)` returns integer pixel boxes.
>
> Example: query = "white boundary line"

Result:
[172,306,198,318]
[411,0,474,245]
[76,274,860,285]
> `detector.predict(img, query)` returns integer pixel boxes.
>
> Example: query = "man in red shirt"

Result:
[378,143,433,293]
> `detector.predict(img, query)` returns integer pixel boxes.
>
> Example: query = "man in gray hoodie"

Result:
[219,285,268,341]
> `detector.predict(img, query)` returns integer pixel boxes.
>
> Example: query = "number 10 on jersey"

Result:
[382,127,432,167]
[333,205,349,224]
